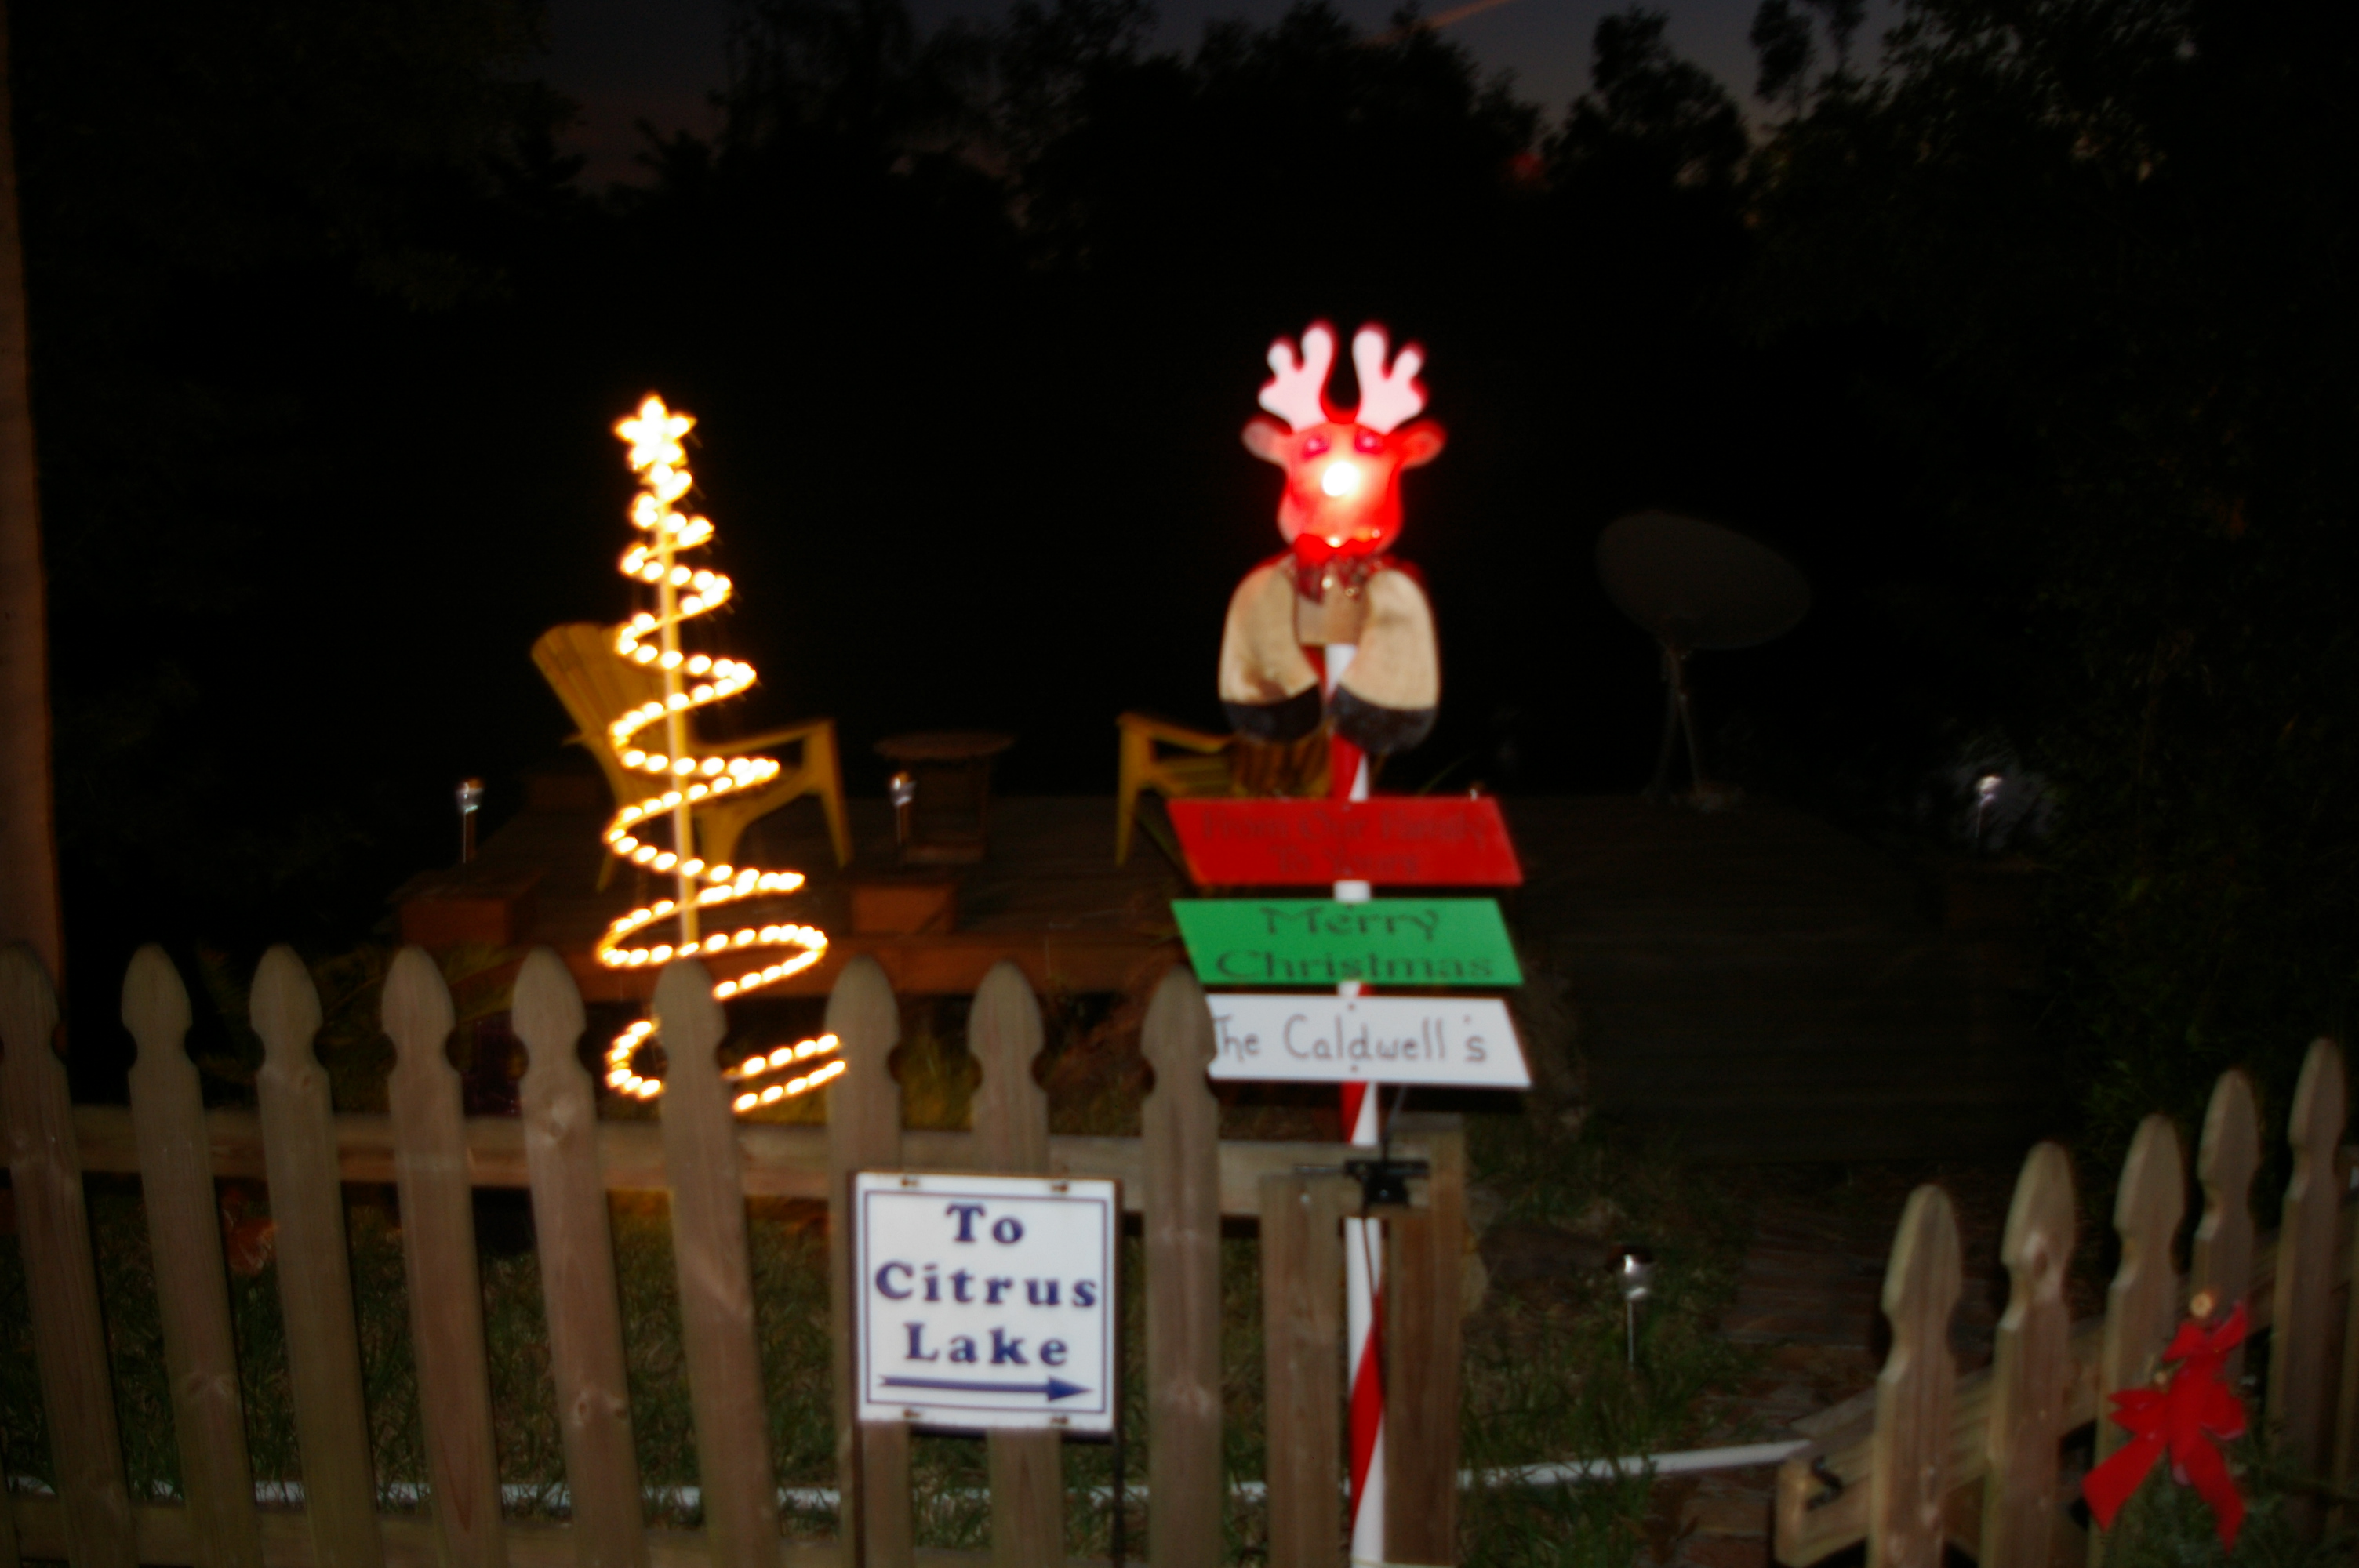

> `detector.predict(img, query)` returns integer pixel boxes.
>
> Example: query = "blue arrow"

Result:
[881,1374,1091,1402]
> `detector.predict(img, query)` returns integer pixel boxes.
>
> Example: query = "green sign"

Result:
[1171,899,1521,988]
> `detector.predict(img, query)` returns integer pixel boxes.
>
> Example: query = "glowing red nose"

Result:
[1319,459,1362,499]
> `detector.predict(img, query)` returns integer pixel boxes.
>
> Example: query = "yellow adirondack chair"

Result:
[533,623,851,886]
[1114,712,1328,865]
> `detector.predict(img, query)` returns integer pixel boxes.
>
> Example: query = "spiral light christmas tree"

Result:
[595,395,843,1115]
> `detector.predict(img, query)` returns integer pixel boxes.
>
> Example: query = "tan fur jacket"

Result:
[1216,556,1438,753]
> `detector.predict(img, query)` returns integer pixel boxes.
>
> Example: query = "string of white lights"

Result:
[594,395,838,1112]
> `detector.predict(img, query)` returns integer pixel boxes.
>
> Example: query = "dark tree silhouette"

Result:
[1554,7,1747,191]
[1750,0,1815,110]
[1747,0,2359,1160]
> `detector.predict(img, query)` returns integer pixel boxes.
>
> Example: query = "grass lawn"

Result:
[0,965,1755,1566]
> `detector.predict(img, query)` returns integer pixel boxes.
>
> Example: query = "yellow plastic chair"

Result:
[1114,713,1329,865]
[533,623,851,886]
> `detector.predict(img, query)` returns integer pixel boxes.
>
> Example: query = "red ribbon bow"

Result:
[2081,1301,2248,1549]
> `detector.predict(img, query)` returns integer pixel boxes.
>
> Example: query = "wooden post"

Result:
[2191,1069,2259,1389]
[1384,1115,1463,1566]
[1866,1185,1959,1568]
[2341,1109,2359,1508]
[2269,1040,2346,1508]
[1979,1143,2073,1568]
[652,959,779,1568]
[122,945,264,1568]
[2095,1116,2184,1461]
[2087,1113,2182,1568]
[250,944,384,1568]
[0,944,133,1568]
[824,956,908,1568]
[511,949,649,1568]
[0,3,66,988]
[382,949,508,1568]
[1261,1171,1353,1568]
[1140,966,1222,1568]
[968,962,1062,1568]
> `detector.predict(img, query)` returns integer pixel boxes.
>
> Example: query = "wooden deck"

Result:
[398,794,1189,1004]
[395,792,2045,1161]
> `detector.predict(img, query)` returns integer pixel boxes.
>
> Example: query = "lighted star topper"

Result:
[593,395,845,1115]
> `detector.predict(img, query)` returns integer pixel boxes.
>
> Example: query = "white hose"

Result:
[9,1439,1810,1514]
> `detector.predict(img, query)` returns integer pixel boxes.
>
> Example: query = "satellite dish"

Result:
[1594,511,1811,801]
[1597,510,1811,652]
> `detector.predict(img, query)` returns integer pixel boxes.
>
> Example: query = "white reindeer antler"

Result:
[1259,324,1338,431]
[1351,325,1427,433]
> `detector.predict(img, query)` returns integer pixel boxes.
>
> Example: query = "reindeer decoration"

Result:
[1219,321,1445,782]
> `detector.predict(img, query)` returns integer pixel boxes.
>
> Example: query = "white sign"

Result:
[1205,993,1530,1088]
[852,1172,1118,1433]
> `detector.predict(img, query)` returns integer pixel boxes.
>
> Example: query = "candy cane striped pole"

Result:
[1323,644,1385,1566]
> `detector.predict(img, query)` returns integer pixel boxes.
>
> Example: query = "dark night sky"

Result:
[541,0,1901,183]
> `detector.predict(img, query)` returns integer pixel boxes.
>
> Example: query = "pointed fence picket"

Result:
[2190,1070,2259,1387]
[122,944,264,1568]
[0,942,1466,1568]
[1140,966,1225,1568]
[511,948,649,1568]
[1777,1043,2358,1566]
[382,948,507,1568]
[2271,1040,2347,1523]
[653,960,781,1568]
[2095,1114,2184,1502]
[1865,1186,1958,1568]
[0,944,135,1568]
[967,961,1062,1568]
[1978,1142,2071,1568]
[825,955,911,1568]
[250,944,386,1568]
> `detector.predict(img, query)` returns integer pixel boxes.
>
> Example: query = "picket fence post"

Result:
[1261,1171,1354,1568]
[1979,1142,2073,1568]
[122,945,264,1568]
[382,948,507,1568]
[2270,1039,2346,1523]
[650,958,779,1568]
[250,944,384,1568]
[2191,1069,2259,1388]
[1140,965,1222,1568]
[968,961,1063,1568]
[2098,1119,2183,1436]
[2084,1112,2183,1567]
[511,947,649,1568]
[0,943,135,1568]
[826,956,910,1568]
[1385,1114,1465,1565]
[1866,1185,1959,1568]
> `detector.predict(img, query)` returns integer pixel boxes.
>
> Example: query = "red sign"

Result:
[1165,797,1523,887]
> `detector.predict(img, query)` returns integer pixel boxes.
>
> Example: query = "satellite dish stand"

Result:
[1595,510,1812,807]
[1647,642,1709,802]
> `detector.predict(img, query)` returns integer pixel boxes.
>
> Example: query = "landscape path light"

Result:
[1614,1244,1655,1368]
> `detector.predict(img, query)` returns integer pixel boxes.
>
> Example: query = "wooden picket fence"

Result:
[1774,1043,2359,1566]
[0,942,1467,1568]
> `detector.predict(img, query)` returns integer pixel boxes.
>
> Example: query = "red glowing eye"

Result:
[1303,435,1329,456]
[1354,430,1383,454]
